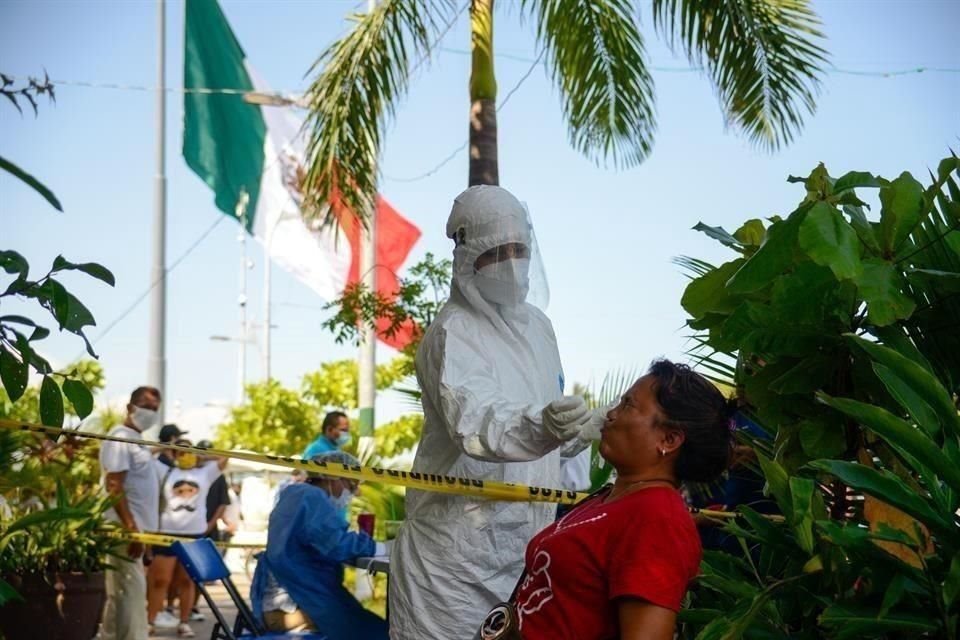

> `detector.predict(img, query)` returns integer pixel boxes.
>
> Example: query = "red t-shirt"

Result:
[514,486,701,640]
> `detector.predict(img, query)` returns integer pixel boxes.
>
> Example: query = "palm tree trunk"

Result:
[469,0,497,187]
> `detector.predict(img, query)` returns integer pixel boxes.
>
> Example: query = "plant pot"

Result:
[0,571,105,640]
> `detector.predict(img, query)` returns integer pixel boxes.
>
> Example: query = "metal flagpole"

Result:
[357,0,378,456]
[236,192,250,404]
[147,0,167,419]
[263,230,272,381]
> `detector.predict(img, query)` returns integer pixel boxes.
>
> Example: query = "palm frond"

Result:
[522,0,656,168]
[302,0,459,225]
[901,156,960,392]
[652,0,828,151]
[673,254,717,278]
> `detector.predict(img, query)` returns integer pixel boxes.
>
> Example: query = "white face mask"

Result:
[474,258,530,306]
[333,489,353,511]
[131,406,159,431]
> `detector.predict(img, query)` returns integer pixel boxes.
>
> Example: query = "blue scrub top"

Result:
[250,483,387,640]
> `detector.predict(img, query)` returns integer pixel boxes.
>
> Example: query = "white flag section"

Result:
[247,68,351,301]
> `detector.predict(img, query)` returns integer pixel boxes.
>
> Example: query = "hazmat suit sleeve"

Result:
[427,324,564,463]
[299,493,376,562]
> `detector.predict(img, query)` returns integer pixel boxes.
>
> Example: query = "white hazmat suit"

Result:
[388,186,589,640]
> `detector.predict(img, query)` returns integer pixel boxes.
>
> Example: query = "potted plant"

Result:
[0,474,122,640]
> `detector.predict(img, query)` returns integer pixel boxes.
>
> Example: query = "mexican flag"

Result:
[182,0,421,349]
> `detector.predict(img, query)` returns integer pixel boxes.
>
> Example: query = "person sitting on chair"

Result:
[249,450,389,640]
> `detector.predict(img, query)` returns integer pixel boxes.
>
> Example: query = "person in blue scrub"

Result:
[302,411,351,458]
[250,451,388,638]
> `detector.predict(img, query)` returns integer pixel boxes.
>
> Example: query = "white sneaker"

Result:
[177,622,196,638]
[152,610,179,629]
[189,608,206,622]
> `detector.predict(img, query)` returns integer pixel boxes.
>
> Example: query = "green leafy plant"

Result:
[1,76,115,427]
[677,154,960,638]
[0,481,121,606]
[321,252,451,362]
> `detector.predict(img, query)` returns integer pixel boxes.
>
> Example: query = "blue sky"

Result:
[2,0,959,430]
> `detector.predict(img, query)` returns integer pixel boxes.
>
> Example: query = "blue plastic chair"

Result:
[172,538,325,640]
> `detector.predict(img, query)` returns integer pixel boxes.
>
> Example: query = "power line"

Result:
[7,58,955,100]
[79,215,226,357]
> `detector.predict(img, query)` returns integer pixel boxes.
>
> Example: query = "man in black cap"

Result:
[158,424,188,467]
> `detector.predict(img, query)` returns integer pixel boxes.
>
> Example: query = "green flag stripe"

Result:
[183,0,265,230]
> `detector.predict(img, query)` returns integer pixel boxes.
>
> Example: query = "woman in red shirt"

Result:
[503,359,734,640]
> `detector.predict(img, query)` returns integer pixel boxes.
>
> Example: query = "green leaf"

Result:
[680,259,745,318]
[798,419,846,458]
[879,172,924,254]
[817,392,960,494]
[0,577,24,606]
[0,155,63,211]
[789,477,816,554]
[62,378,94,419]
[51,255,116,287]
[871,363,940,437]
[845,333,960,441]
[0,314,37,327]
[878,573,908,619]
[0,250,29,278]
[820,605,939,639]
[799,201,862,280]
[842,204,881,253]
[872,325,935,372]
[944,553,960,609]
[693,222,742,250]
[756,452,791,513]
[806,459,951,534]
[769,356,835,394]
[39,375,64,427]
[732,219,765,247]
[853,259,916,326]
[727,213,803,294]
[0,345,29,402]
[833,171,881,193]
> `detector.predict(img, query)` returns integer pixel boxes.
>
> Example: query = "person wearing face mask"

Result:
[249,451,389,639]
[99,386,164,640]
[302,411,352,458]
[389,186,598,640]
[146,439,227,637]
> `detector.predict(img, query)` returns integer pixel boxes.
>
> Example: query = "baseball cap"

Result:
[159,424,188,443]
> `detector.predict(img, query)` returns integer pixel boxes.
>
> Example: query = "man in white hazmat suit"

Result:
[388,185,596,640]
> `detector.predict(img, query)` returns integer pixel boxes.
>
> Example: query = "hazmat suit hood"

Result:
[446,185,549,336]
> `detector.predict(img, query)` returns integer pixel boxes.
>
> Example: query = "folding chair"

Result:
[172,538,326,640]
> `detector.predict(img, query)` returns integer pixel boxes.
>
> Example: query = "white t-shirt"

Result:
[100,425,166,532]
[159,462,222,535]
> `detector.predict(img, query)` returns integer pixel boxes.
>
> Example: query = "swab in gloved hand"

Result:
[541,396,590,440]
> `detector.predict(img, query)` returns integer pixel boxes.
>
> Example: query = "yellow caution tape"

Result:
[107,531,265,548]
[0,418,587,505]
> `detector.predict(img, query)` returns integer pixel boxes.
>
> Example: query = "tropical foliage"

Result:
[215,355,422,459]
[301,0,828,223]
[678,154,960,638]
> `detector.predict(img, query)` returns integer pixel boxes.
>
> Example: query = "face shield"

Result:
[446,186,549,329]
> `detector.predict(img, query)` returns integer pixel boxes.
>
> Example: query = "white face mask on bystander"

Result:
[130,406,159,431]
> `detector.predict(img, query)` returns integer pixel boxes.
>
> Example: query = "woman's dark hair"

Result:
[647,359,735,483]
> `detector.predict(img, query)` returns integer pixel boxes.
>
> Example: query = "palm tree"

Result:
[302,0,828,222]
